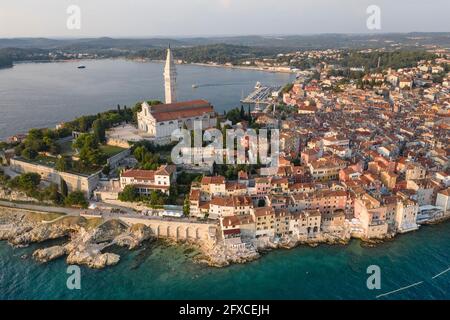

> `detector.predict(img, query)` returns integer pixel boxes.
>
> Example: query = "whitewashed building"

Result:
[137,99,217,143]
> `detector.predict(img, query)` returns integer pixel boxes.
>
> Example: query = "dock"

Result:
[240,84,281,105]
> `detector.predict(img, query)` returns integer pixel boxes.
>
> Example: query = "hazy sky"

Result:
[1,0,449,38]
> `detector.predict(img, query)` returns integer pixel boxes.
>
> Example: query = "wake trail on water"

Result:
[194,82,253,88]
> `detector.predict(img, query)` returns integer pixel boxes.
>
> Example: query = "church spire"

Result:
[164,46,177,104]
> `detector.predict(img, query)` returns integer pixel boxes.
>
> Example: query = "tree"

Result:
[73,133,107,167]
[78,116,90,132]
[240,105,245,119]
[183,195,190,216]
[149,190,167,206]
[60,177,68,198]
[56,156,71,172]
[92,119,106,143]
[11,173,41,191]
[118,185,139,202]
[102,164,111,175]
[133,146,147,163]
[215,117,221,129]
[21,148,38,160]
[257,199,266,207]
[45,183,63,205]
[73,133,97,151]
[65,191,88,208]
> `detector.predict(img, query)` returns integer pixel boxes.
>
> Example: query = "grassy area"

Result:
[84,217,104,230]
[34,155,57,167]
[100,145,126,158]
[17,155,57,168]
[25,212,66,223]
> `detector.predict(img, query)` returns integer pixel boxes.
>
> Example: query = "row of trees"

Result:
[15,128,70,160]
[340,50,437,71]
[131,44,280,65]
[131,140,174,170]
[72,133,108,170]
[118,186,179,207]
[64,104,134,134]
[224,105,253,124]
[0,171,87,208]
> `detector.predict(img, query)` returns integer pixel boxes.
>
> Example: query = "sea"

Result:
[0,59,449,300]
[0,59,294,140]
[0,222,449,299]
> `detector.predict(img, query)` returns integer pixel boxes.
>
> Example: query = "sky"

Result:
[0,0,449,38]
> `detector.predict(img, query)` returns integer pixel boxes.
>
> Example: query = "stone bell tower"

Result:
[164,45,177,104]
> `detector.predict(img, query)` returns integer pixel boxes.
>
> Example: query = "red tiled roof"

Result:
[149,100,213,122]
[201,176,225,185]
[121,169,155,180]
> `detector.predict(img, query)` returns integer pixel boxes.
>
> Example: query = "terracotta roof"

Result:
[222,215,241,227]
[149,100,213,122]
[121,169,155,180]
[155,164,176,176]
[254,207,275,217]
[201,176,225,185]
[210,196,253,207]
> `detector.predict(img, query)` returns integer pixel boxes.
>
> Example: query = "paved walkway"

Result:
[0,200,216,225]
[0,200,82,216]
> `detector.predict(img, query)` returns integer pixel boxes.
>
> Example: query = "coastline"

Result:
[6,57,297,75]
[1,200,448,269]
[129,57,296,74]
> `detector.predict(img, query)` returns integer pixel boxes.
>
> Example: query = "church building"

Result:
[138,99,217,143]
[137,47,217,143]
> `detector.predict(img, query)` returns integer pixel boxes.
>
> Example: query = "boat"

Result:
[192,84,199,88]
[77,65,86,69]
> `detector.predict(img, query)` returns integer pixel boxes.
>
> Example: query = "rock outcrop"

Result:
[0,208,153,269]
[114,223,153,249]
[33,245,66,263]
[66,250,120,269]
[196,241,260,267]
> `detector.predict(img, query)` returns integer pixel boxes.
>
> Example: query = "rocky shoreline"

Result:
[1,206,448,269]
[0,207,153,269]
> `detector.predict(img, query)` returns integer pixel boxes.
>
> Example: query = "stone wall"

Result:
[10,158,100,198]
[118,216,218,243]
[106,149,131,169]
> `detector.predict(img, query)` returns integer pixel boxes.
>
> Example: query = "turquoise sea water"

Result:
[1,222,449,300]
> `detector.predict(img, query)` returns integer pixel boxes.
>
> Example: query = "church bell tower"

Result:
[164,45,177,104]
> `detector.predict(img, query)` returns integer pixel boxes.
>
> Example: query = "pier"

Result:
[240,84,281,105]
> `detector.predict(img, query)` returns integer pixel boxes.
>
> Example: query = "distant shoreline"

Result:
[8,57,297,74]
[130,57,297,74]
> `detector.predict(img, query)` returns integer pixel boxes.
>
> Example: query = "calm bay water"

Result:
[0,59,294,140]
[0,60,448,299]
[0,222,449,300]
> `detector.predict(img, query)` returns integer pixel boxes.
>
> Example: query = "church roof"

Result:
[150,100,213,122]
